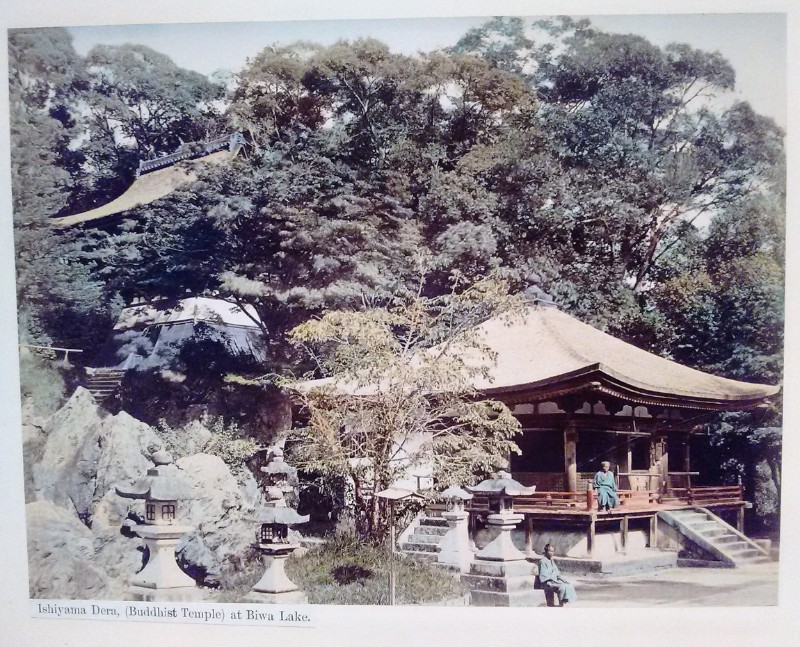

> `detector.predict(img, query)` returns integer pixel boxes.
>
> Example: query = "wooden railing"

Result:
[465,488,660,513]
[454,485,742,517]
[670,485,743,506]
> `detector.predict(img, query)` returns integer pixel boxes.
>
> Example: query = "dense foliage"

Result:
[9,18,784,532]
[287,279,525,541]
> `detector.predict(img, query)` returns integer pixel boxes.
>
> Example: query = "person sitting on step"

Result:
[538,543,576,607]
[593,461,619,513]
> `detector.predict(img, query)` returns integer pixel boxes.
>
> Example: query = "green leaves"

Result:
[286,280,523,540]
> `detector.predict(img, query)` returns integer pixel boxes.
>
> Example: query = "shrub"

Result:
[18,350,68,417]
[201,415,259,470]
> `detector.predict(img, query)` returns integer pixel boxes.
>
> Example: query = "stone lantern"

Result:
[245,450,309,604]
[260,448,295,493]
[436,486,473,573]
[116,450,200,601]
[461,472,538,606]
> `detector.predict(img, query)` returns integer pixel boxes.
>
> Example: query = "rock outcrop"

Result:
[25,387,275,597]
[33,388,163,523]
[26,501,112,599]
[176,454,257,585]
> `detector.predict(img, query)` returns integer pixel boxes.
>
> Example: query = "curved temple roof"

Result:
[50,149,234,229]
[468,305,779,410]
[297,305,779,412]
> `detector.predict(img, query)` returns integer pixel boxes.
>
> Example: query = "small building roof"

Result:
[115,297,261,330]
[50,150,233,228]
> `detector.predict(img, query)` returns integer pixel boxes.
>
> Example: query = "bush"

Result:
[210,531,464,605]
[201,415,259,470]
[157,414,258,471]
[18,350,69,417]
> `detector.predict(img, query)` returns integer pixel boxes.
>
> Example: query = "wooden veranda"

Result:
[461,483,746,557]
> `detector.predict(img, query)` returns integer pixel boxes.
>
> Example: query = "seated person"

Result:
[538,543,576,606]
[593,461,619,512]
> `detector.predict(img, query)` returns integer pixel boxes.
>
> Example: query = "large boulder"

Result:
[26,501,111,599]
[92,525,144,599]
[175,454,256,585]
[33,388,164,522]
[21,413,47,504]
[33,388,104,513]
[93,410,163,519]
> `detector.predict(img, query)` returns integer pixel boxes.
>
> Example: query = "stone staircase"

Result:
[399,515,449,562]
[658,508,771,567]
[84,368,127,402]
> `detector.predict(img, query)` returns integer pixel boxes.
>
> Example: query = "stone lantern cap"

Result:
[249,506,310,526]
[261,459,292,476]
[116,450,198,501]
[440,486,473,501]
[466,474,536,497]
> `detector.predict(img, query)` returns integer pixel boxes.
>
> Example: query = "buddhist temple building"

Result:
[448,302,778,570]
[465,302,778,495]
[298,301,780,571]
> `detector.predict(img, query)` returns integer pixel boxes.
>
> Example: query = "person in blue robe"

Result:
[593,461,619,512]
[538,543,576,606]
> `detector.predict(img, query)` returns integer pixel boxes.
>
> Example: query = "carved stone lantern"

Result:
[466,472,535,561]
[116,450,200,601]
[245,451,309,604]
[436,486,473,573]
[461,472,538,606]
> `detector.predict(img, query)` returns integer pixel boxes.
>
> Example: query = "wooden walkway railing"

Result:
[668,485,743,506]
[463,484,742,514]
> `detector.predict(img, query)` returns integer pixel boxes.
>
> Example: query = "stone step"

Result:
[725,548,761,560]
[685,520,720,532]
[461,573,537,594]
[719,540,751,551]
[697,526,730,536]
[418,517,448,528]
[414,525,449,537]
[713,534,743,544]
[401,541,439,553]
[668,508,706,516]
[401,550,438,563]
[407,533,441,546]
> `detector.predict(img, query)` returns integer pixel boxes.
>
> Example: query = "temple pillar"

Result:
[564,423,578,492]
[618,437,632,490]
[653,437,669,492]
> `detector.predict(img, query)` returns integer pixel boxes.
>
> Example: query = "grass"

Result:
[212,532,466,605]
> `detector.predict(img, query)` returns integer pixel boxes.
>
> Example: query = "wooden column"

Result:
[564,423,578,492]
[649,514,658,548]
[618,436,631,490]
[587,517,595,557]
[683,439,691,472]
[620,516,629,554]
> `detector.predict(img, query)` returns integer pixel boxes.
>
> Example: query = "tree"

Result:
[285,278,523,543]
[455,18,783,319]
[79,43,224,205]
